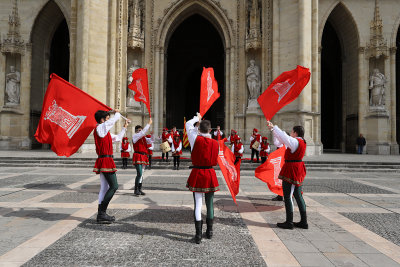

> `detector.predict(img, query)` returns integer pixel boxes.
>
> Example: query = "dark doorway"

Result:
[396,26,400,146]
[49,19,70,80]
[321,21,342,151]
[166,14,225,130]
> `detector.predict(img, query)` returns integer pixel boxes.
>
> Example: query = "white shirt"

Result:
[272,125,298,153]
[171,141,182,152]
[96,112,126,143]
[159,133,173,143]
[213,130,223,137]
[119,142,132,152]
[186,116,212,151]
[227,135,239,143]
[132,124,152,144]
[147,135,154,150]
[250,134,262,151]
[231,144,244,154]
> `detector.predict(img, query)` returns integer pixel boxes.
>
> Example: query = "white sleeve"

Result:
[186,116,199,151]
[177,142,182,152]
[110,127,126,143]
[168,135,173,143]
[227,136,231,143]
[231,144,235,152]
[171,143,176,152]
[132,124,150,144]
[266,145,270,153]
[239,146,244,153]
[250,136,254,142]
[96,112,121,138]
[119,143,122,151]
[145,137,152,144]
[220,131,223,136]
[213,131,217,136]
[127,144,132,152]
[273,125,299,152]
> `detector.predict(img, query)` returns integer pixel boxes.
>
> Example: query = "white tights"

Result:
[289,184,295,212]
[98,173,109,204]
[194,192,203,221]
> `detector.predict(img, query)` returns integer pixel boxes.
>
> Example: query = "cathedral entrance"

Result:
[166,14,225,130]
[29,1,69,149]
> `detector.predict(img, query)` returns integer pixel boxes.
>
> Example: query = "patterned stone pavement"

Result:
[0,166,399,266]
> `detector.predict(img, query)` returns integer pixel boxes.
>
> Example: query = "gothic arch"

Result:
[390,12,400,48]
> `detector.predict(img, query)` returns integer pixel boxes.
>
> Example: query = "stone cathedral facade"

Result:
[1,0,400,156]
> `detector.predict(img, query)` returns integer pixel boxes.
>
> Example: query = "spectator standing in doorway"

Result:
[356,134,366,154]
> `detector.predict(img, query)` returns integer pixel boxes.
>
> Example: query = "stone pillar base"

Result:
[390,143,399,155]
[366,142,390,155]
[0,136,31,150]
[365,108,390,155]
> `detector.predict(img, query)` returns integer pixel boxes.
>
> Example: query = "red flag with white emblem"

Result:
[200,67,220,117]
[34,74,111,157]
[257,65,310,120]
[254,146,286,196]
[128,68,151,117]
[217,140,240,204]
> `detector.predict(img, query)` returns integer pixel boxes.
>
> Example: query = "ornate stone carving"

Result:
[1,0,26,55]
[246,59,261,108]
[245,0,262,51]
[127,59,141,108]
[5,65,20,105]
[128,0,144,50]
[365,0,388,59]
[369,68,386,107]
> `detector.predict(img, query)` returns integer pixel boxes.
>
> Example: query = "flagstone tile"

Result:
[292,252,334,267]
[355,253,400,267]
[323,252,369,267]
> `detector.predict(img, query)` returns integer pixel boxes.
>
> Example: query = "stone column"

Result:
[358,47,368,140]
[389,47,398,154]
[153,47,160,138]
[20,45,32,149]
[0,54,5,107]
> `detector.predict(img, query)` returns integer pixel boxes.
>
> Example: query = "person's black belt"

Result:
[285,160,302,163]
[189,166,213,169]
[98,155,114,159]
[134,152,147,155]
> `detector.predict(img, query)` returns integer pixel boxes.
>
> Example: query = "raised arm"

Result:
[132,124,150,144]
[272,125,298,152]
[96,112,121,138]
[186,114,200,150]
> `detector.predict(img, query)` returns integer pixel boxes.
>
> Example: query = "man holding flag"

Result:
[93,109,130,224]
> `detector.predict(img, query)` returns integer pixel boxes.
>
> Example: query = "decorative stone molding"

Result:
[245,0,262,51]
[0,0,26,55]
[389,47,397,55]
[365,0,388,59]
[128,0,144,50]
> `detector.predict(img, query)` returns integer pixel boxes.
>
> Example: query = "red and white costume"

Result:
[227,130,239,145]
[171,134,182,156]
[160,128,173,144]
[250,128,262,151]
[272,125,307,186]
[260,137,270,157]
[93,113,126,174]
[231,139,244,158]
[146,134,154,155]
[213,129,223,141]
[132,124,152,165]
[120,138,131,158]
[186,116,219,193]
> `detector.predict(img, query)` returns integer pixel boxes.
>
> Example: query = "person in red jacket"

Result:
[160,128,172,162]
[93,109,129,224]
[267,121,308,230]
[213,125,223,141]
[186,112,219,244]
[132,118,153,196]
[260,137,270,164]
[250,128,262,163]
[120,137,131,169]
[231,136,244,166]
[227,129,238,145]
[171,132,182,170]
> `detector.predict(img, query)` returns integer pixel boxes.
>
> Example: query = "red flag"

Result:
[254,146,286,196]
[257,65,310,120]
[217,140,240,204]
[34,74,111,157]
[128,68,151,117]
[183,117,190,148]
[199,67,220,116]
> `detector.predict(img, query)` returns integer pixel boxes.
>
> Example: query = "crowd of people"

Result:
[93,109,308,244]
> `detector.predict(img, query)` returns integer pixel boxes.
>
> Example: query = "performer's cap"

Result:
[253,128,258,133]
[163,127,168,131]
[145,134,151,138]
[123,137,128,141]
[174,132,180,137]
[262,136,268,141]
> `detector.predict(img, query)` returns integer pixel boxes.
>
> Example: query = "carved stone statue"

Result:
[127,59,141,107]
[5,66,21,105]
[246,59,261,100]
[369,68,386,106]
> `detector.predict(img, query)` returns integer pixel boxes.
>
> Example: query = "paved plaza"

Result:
[0,165,399,266]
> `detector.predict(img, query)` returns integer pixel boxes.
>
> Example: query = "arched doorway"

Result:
[166,14,225,129]
[320,3,359,153]
[29,1,69,149]
[321,21,342,151]
[396,25,400,145]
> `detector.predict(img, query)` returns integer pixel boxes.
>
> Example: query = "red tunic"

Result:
[260,142,269,157]
[121,142,130,158]
[279,138,307,186]
[132,137,149,165]
[234,143,243,158]
[172,139,182,156]
[93,127,117,174]
[250,134,261,149]
[162,132,170,143]
[147,143,153,155]
[186,136,219,192]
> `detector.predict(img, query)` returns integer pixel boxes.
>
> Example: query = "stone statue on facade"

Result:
[246,60,261,109]
[127,59,141,108]
[5,66,21,105]
[369,68,386,107]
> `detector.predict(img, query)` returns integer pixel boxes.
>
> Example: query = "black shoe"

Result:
[272,195,283,201]
[206,218,213,239]
[134,186,140,197]
[277,221,294,229]
[138,183,146,196]
[294,211,308,229]
[96,204,113,224]
[173,166,176,170]
[176,166,179,170]
[195,220,203,244]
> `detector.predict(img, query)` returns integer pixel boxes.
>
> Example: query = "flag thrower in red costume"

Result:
[254,146,286,196]
[199,67,220,117]
[257,65,311,120]
[128,68,151,117]
[34,73,111,157]
[218,140,240,204]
